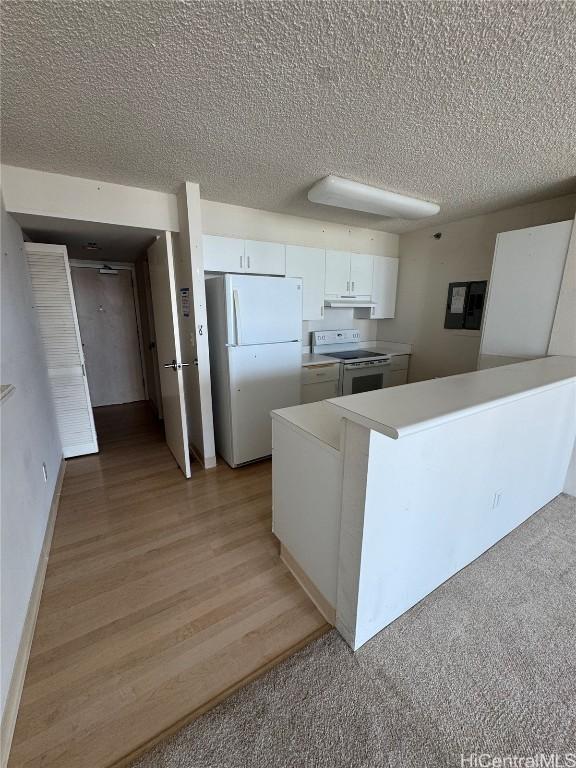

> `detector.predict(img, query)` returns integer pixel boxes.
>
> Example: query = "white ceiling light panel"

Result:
[308,175,440,219]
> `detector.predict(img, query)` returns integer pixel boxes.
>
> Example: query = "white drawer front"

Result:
[301,379,340,403]
[301,363,340,385]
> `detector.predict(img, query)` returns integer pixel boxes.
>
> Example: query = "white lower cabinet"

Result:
[302,379,339,403]
[285,245,326,321]
[301,362,340,403]
[389,370,408,387]
[388,354,409,386]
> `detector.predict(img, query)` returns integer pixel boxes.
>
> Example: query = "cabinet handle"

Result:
[247,255,251,269]
[352,280,355,291]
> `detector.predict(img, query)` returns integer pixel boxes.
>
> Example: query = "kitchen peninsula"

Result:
[272,356,576,650]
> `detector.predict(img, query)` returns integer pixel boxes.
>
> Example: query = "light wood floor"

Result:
[9,403,327,768]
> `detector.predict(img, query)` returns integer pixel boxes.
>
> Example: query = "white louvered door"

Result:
[25,243,98,457]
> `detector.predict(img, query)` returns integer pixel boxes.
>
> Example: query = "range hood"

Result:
[324,297,376,308]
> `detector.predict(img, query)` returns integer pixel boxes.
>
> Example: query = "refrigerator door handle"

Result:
[232,288,242,345]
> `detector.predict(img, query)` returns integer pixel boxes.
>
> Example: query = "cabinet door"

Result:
[325,250,351,296]
[301,379,340,404]
[203,235,244,272]
[245,240,286,275]
[388,370,408,388]
[286,245,326,320]
[370,256,398,318]
[349,253,374,297]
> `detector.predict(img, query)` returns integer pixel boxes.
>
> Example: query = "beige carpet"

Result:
[132,493,576,768]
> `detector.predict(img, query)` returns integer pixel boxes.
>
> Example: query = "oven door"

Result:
[341,360,392,396]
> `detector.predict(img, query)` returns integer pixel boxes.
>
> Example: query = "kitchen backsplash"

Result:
[302,308,378,349]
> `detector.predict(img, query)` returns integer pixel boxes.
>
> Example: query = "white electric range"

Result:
[312,329,392,396]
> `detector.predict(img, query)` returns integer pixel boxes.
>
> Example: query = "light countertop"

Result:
[301,353,340,367]
[325,356,576,440]
[301,343,411,367]
[272,401,342,452]
[366,341,412,356]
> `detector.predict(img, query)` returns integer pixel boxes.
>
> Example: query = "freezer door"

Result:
[225,274,302,346]
[228,341,302,465]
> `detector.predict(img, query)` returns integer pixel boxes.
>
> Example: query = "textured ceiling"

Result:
[2,0,575,233]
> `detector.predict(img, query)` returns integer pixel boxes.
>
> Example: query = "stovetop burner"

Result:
[322,350,385,361]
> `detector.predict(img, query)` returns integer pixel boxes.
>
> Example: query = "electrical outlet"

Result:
[492,490,503,509]
[42,462,48,482]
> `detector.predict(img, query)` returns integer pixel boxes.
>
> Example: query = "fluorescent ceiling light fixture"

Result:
[308,175,440,219]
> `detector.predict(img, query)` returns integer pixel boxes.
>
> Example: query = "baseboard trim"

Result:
[280,544,336,626]
[189,443,217,471]
[0,457,66,768]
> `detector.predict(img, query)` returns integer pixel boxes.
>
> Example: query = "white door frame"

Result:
[177,182,216,468]
[69,259,148,400]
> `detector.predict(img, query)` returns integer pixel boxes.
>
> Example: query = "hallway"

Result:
[9,403,327,768]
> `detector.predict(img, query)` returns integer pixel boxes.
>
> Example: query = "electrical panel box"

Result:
[444,281,487,330]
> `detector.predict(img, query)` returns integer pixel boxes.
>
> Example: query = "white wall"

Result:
[0,203,62,716]
[201,199,399,347]
[2,166,179,232]
[380,194,576,382]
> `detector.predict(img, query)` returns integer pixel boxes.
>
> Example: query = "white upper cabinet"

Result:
[202,236,286,275]
[325,251,374,298]
[204,237,398,320]
[370,256,398,318]
[285,245,326,321]
[349,253,373,297]
[203,235,244,273]
[353,255,399,319]
[325,250,354,296]
[244,240,286,275]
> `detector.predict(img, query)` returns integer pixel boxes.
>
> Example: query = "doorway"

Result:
[16,214,203,476]
[70,262,146,408]
[18,217,165,447]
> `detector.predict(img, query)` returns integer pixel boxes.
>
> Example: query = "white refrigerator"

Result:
[205,274,303,467]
